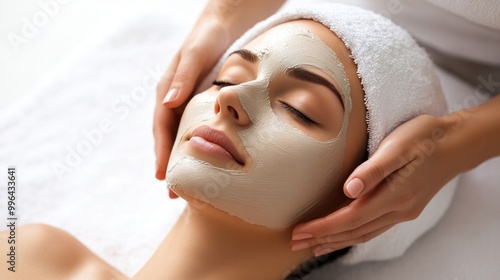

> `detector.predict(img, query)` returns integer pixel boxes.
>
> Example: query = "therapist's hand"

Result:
[154,16,233,189]
[292,94,500,255]
[290,114,468,256]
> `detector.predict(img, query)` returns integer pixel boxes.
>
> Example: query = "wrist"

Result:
[440,99,500,173]
[439,114,474,174]
[202,0,285,43]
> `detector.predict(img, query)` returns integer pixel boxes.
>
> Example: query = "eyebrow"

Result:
[228,49,344,107]
[285,67,344,108]
[228,49,259,63]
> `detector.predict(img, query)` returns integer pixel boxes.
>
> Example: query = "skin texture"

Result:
[0,19,366,280]
[154,0,500,254]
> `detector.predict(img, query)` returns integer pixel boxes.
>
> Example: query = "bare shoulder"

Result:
[0,223,129,280]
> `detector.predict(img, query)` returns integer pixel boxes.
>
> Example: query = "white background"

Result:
[0,0,206,110]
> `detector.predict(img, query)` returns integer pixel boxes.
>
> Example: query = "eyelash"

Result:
[212,80,235,88]
[279,101,317,125]
[213,80,316,126]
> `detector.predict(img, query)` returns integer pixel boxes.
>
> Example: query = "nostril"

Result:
[227,106,239,120]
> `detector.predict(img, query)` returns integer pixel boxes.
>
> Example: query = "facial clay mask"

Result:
[166,25,352,228]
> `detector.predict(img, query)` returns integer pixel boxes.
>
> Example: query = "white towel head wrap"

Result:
[197,2,454,264]
[199,2,447,157]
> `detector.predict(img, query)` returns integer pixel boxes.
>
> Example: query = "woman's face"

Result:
[166,20,366,228]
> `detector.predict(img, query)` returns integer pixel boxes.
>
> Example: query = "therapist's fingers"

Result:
[153,104,175,180]
[293,183,391,239]
[153,105,179,199]
[168,189,178,199]
[343,142,408,198]
[154,52,179,178]
[154,51,191,181]
[310,224,395,257]
[291,211,399,249]
[291,160,428,249]
[156,52,179,101]
[162,47,208,108]
[155,49,208,180]
[344,114,451,199]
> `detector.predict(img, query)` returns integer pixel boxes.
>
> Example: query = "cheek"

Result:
[185,93,216,118]
[176,93,217,137]
[243,114,335,172]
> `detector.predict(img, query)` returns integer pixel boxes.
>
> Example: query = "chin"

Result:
[169,186,213,210]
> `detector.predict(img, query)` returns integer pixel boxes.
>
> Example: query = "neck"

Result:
[133,201,312,280]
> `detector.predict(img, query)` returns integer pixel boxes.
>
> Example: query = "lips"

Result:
[189,125,245,165]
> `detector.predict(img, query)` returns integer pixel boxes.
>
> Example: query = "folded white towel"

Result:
[198,2,454,264]
[199,2,447,157]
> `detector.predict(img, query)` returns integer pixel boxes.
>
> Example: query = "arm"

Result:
[448,94,500,172]
[210,0,287,46]
[290,95,500,255]
[154,0,285,186]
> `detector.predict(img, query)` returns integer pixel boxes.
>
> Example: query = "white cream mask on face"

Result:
[166,25,352,228]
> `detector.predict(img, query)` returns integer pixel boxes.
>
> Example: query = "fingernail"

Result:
[163,88,178,104]
[291,241,311,252]
[346,178,364,198]
[292,233,313,241]
[314,248,333,257]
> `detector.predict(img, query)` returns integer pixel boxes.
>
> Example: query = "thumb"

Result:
[344,144,406,198]
[169,189,179,199]
[162,53,205,108]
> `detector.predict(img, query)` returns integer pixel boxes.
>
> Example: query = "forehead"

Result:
[244,20,352,65]
[244,23,333,62]
[241,23,350,101]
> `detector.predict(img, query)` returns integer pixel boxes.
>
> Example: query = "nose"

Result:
[214,88,251,126]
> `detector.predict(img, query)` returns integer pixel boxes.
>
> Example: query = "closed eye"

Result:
[214,80,317,126]
[212,80,236,88]
[279,101,317,125]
